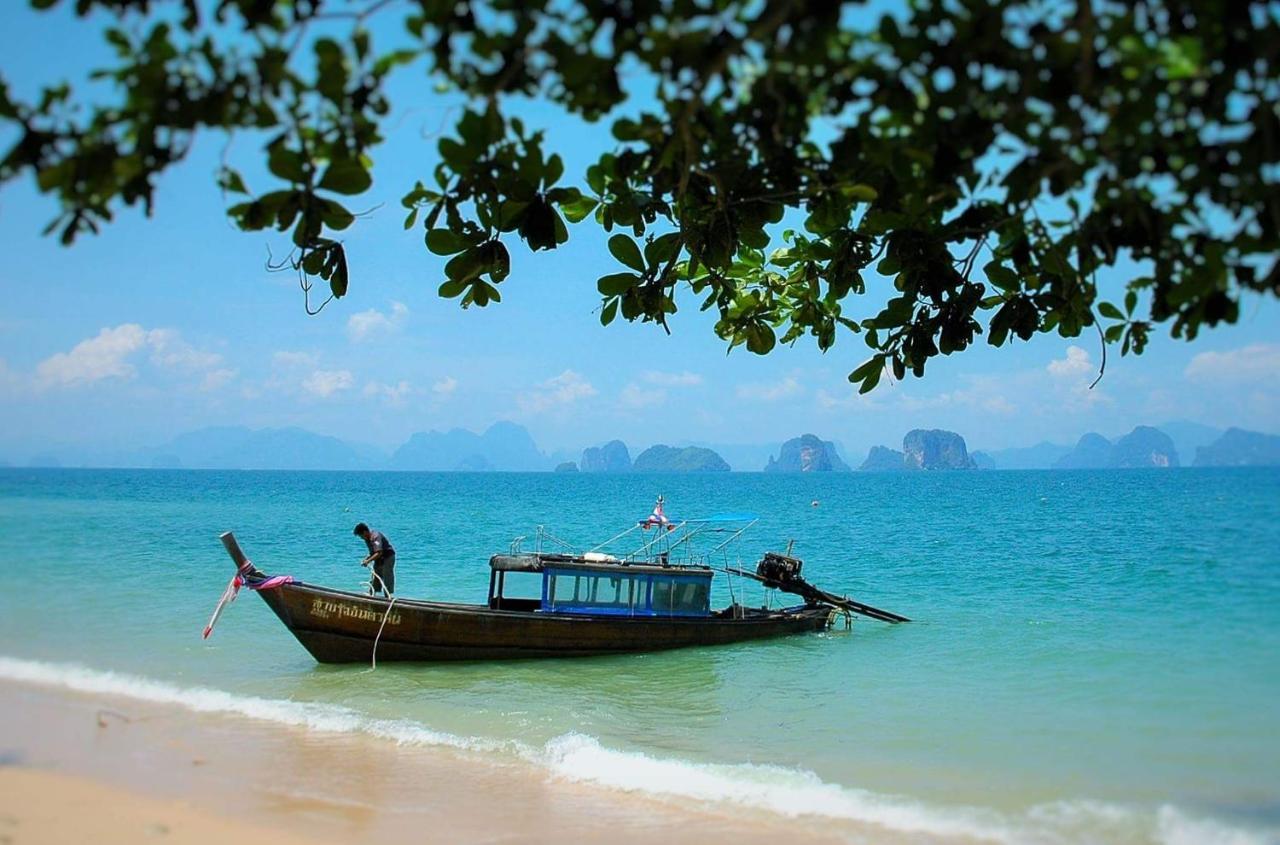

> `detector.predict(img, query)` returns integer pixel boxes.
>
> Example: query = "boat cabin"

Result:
[488,554,712,618]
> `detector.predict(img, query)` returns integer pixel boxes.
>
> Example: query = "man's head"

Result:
[353,522,369,539]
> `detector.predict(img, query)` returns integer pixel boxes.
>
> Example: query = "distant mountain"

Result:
[1109,426,1179,468]
[153,426,368,470]
[1193,428,1280,467]
[858,446,906,472]
[554,461,579,472]
[479,421,547,471]
[580,440,632,472]
[903,429,977,470]
[1054,433,1113,469]
[981,441,1073,470]
[764,434,850,472]
[683,441,779,472]
[391,421,546,471]
[971,451,996,470]
[1160,420,1224,467]
[632,445,730,472]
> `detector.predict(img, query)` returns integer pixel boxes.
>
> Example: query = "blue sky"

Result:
[1,4,1277,462]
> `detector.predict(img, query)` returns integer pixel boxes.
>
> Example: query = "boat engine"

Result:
[747,551,911,623]
[756,551,803,583]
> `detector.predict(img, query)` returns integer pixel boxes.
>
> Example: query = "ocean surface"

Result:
[0,467,1277,843]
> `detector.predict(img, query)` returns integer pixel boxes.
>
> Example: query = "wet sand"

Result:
[0,767,329,845]
[0,681,897,845]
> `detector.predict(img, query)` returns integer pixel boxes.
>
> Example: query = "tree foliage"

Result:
[2,0,1278,390]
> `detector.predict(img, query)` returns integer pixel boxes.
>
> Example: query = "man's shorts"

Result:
[372,554,396,596]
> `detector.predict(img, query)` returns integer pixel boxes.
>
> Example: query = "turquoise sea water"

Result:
[1,468,1277,842]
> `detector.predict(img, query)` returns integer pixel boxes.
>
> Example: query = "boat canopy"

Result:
[489,553,713,577]
[489,553,544,573]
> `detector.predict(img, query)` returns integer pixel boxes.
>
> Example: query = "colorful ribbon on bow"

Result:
[202,561,294,639]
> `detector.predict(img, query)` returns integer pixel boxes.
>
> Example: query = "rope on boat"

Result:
[370,595,398,670]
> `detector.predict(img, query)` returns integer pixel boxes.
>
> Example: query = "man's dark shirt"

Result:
[363,530,395,562]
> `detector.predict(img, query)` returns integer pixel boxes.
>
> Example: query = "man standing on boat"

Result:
[354,523,395,597]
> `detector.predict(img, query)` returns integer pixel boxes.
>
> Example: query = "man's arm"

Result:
[362,536,386,566]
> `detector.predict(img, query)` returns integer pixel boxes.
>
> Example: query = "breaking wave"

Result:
[1,656,1271,845]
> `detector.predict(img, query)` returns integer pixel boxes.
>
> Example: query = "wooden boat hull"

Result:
[253,581,833,663]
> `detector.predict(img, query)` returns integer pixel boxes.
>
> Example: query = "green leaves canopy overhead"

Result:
[2,0,1277,389]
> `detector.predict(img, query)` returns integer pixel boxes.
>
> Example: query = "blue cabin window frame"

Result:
[540,567,710,617]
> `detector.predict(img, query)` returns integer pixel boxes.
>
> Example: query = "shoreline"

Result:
[0,679,868,845]
[1,657,1274,845]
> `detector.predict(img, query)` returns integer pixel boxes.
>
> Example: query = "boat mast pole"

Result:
[587,523,641,555]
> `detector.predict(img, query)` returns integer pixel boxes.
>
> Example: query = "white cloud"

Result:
[518,370,596,413]
[641,370,702,387]
[432,376,458,396]
[1185,343,1280,385]
[736,376,802,402]
[899,383,1018,416]
[816,387,883,411]
[1047,345,1094,378]
[34,324,228,391]
[147,328,223,372]
[347,301,409,342]
[302,369,354,398]
[890,373,1018,419]
[619,383,666,409]
[199,368,238,392]
[36,324,149,387]
[363,380,412,405]
[272,350,319,369]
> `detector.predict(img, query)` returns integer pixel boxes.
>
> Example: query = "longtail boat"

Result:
[207,500,908,663]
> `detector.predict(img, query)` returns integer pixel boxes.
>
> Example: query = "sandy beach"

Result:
[0,680,892,845]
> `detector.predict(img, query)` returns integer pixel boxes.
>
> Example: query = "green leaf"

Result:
[857,363,883,394]
[1097,301,1124,320]
[561,195,599,223]
[218,169,248,195]
[984,261,1020,292]
[439,279,467,298]
[608,234,645,272]
[519,197,560,251]
[320,200,354,230]
[426,228,468,255]
[600,298,619,326]
[544,154,564,188]
[840,184,878,202]
[444,248,485,283]
[745,324,776,355]
[497,200,530,231]
[597,272,639,296]
[644,232,681,267]
[479,239,510,282]
[848,356,883,384]
[327,248,349,298]
[267,146,306,183]
[438,137,470,169]
[318,159,372,195]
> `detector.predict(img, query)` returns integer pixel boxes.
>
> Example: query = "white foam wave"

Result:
[1,656,1273,845]
[0,655,508,756]
[541,731,1016,841]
